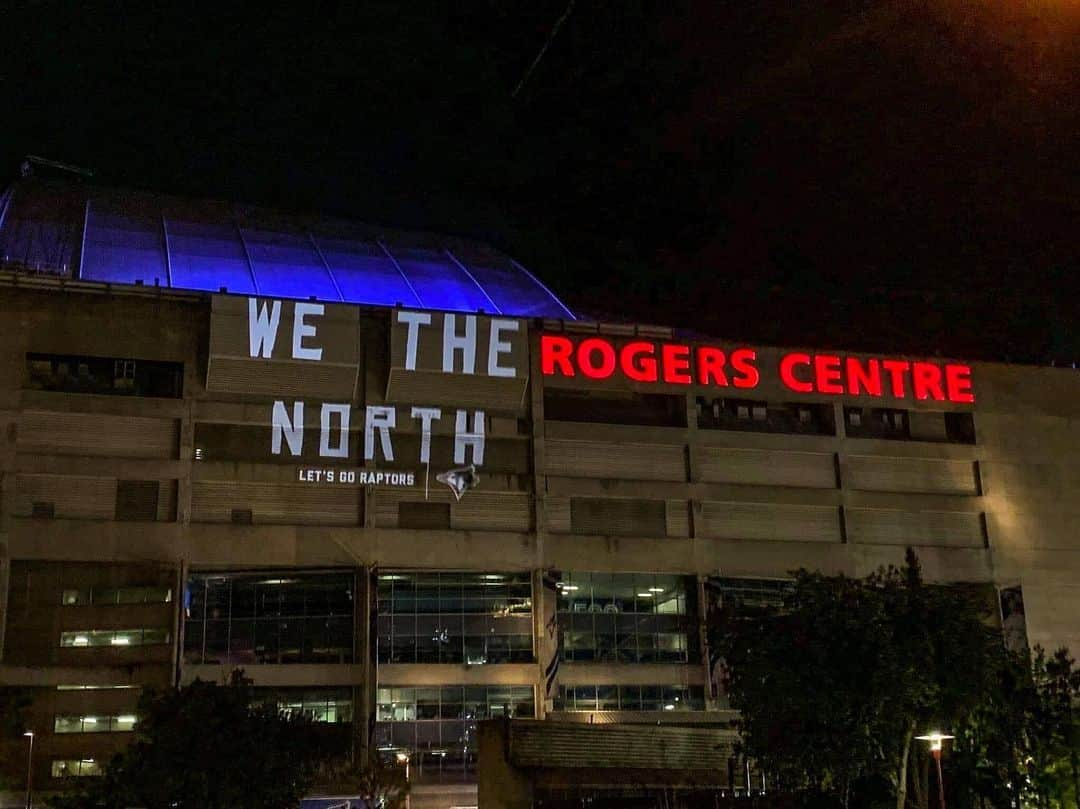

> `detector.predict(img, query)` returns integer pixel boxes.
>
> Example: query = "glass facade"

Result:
[51,759,102,778]
[54,714,137,733]
[61,585,172,606]
[183,572,354,665]
[60,628,170,647]
[556,573,699,663]
[707,577,792,612]
[377,572,533,665]
[375,685,534,777]
[554,684,706,712]
[253,687,354,724]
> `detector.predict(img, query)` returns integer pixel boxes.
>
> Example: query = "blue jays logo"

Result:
[436,464,479,500]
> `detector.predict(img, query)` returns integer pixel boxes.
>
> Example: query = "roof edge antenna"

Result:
[445,248,502,315]
[21,155,95,180]
[510,258,575,320]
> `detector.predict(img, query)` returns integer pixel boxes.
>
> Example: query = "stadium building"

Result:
[0,178,1077,808]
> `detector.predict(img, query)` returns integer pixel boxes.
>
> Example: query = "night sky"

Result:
[4,2,1078,362]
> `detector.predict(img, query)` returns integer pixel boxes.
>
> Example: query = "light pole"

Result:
[23,731,34,809]
[395,751,411,809]
[916,732,954,809]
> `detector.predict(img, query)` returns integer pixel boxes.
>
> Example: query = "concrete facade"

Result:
[0,275,1077,806]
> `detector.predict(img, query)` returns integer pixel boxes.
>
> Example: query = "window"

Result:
[115,480,160,521]
[54,714,137,733]
[945,412,976,444]
[706,577,792,612]
[544,391,688,428]
[845,407,975,444]
[556,573,698,663]
[253,688,353,723]
[31,501,55,519]
[377,572,533,665]
[183,572,355,665]
[26,353,182,398]
[374,685,534,777]
[60,586,172,606]
[554,684,705,712]
[51,759,102,778]
[697,397,836,436]
[60,628,170,647]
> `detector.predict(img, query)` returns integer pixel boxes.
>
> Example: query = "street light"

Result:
[23,731,34,809]
[395,751,411,809]
[916,732,955,809]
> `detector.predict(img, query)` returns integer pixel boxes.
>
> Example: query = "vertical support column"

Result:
[685,392,700,540]
[355,564,377,762]
[0,327,25,661]
[176,353,198,525]
[529,328,552,712]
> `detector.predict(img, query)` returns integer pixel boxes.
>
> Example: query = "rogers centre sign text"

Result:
[540,335,974,403]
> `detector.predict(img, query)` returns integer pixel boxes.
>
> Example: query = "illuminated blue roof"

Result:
[0,180,574,318]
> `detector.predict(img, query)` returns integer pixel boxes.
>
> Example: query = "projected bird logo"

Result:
[436,464,479,500]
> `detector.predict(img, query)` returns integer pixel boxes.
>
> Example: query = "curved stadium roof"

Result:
[0,180,574,319]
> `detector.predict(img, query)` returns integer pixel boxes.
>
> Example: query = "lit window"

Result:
[51,759,102,778]
[54,714,139,734]
[60,629,170,648]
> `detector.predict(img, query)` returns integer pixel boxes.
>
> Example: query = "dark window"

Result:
[398,502,450,530]
[845,407,975,444]
[845,407,909,439]
[554,684,705,711]
[115,481,159,521]
[231,509,253,525]
[945,412,976,444]
[374,685,533,776]
[252,687,353,723]
[697,398,835,435]
[377,572,533,665]
[556,573,698,664]
[26,353,182,398]
[31,501,55,519]
[544,391,687,428]
[184,572,355,665]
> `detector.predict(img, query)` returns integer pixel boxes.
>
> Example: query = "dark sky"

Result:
[4,1,1078,362]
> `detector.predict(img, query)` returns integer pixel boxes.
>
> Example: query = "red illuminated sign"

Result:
[540,335,974,404]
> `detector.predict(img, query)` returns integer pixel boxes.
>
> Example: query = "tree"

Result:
[0,687,33,792]
[315,756,410,809]
[49,672,330,809]
[1025,647,1080,809]
[711,549,1002,808]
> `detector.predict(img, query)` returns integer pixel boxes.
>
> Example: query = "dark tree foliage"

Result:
[49,674,331,809]
[711,549,1010,809]
[0,687,33,791]
[316,756,410,809]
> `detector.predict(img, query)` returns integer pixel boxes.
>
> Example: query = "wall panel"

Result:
[846,508,984,547]
[18,411,178,459]
[845,456,978,495]
[546,440,685,481]
[694,447,835,488]
[699,501,841,543]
